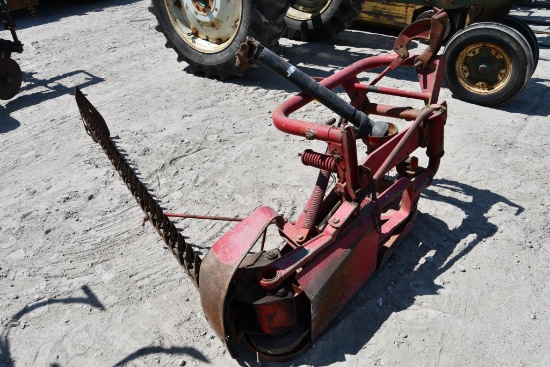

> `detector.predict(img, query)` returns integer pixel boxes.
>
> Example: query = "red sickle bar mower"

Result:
[76,10,448,362]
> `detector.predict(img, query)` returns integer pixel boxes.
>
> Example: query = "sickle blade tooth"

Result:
[75,88,199,286]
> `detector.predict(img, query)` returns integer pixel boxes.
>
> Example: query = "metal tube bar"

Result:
[373,107,434,181]
[164,213,243,221]
[352,83,431,101]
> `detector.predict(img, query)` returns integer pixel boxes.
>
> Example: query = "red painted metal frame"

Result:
[202,34,447,360]
[267,53,446,346]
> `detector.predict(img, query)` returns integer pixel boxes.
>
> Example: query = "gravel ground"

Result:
[1,1,550,366]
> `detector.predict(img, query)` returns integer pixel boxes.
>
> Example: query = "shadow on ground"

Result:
[112,346,208,367]
[495,77,550,116]
[0,70,104,132]
[233,178,523,366]
[0,285,105,367]
[8,0,141,29]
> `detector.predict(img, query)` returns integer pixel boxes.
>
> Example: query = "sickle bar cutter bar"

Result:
[76,10,448,362]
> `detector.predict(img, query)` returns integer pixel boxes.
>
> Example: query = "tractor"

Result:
[149,0,538,106]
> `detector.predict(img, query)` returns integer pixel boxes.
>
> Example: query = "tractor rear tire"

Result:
[149,0,289,79]
[443,22,534,106]
[285,0,365,41]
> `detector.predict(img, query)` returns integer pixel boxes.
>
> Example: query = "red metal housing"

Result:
[200,34,447,361]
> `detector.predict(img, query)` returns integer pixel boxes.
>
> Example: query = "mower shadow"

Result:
[0,285,105,367]
[112,346,208,367]
[240,178,523,367]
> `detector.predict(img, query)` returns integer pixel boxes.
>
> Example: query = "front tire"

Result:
[443,22,534,106]
[149,0,289,79]
[285,0,365,41]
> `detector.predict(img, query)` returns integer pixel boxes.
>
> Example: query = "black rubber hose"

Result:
[249,42,387,137]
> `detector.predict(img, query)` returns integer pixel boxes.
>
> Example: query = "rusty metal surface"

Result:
[199,206,282,356]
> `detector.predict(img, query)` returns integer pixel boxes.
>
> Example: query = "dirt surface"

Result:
[1,1,550,366]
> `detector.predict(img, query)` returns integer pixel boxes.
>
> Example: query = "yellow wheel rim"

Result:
[455,42,512,95]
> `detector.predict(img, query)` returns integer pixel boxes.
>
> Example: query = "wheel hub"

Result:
[192,0,212,12]
[165,0,242,53]
[478,63,489,74]
[456,42,512,95]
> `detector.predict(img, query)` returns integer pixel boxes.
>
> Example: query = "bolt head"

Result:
[478,64,489,74]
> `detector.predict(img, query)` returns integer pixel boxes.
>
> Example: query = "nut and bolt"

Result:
[333,218,340,224]
[266,250,278,260]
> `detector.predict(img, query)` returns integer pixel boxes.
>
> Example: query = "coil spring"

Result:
[301,149,337,172]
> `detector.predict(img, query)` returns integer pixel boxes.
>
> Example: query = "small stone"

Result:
[399,332,408,338]
[376,298,383,308]
[14,295,19,299]
[33,295,40,300]
[88,194,94,201]
[425,255,433,263]
[156,357,161,363]
[457,264,466,272]
[530,314,536,320]
[44,228,51,235]
[185,297,189,302]
[179,360,186,366]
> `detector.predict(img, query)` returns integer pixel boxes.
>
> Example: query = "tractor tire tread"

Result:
[150,0,288,79]
[285,0,365,41]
